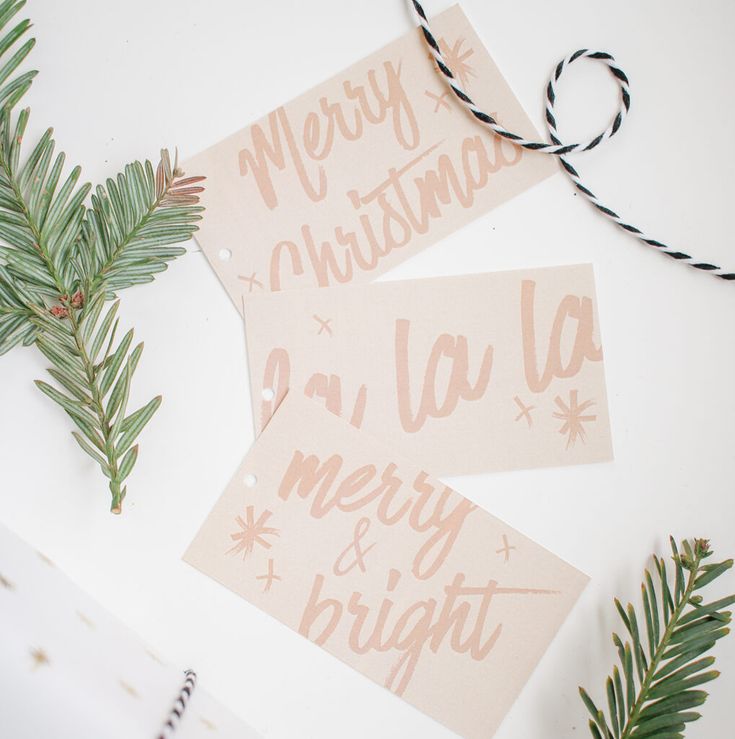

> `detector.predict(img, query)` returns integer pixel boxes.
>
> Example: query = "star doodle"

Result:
[496,534,516,563]
[553,390,597,448]
[238,272,264,292]
[424,89,452,113]
[431,37,476,90]
[256,558,281,592]
[227,506,280,559]
[313,314,333,336]
[513,395,536,428]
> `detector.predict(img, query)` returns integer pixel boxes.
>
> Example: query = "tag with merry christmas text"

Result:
[186,4,555,309]
[184,392,588,738]
[243,264,613,476]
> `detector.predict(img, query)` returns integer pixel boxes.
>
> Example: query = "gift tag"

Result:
[184,392,588,738]
[243,264,613,476]
[186,4,556,309]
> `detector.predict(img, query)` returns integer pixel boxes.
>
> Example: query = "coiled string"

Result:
[409,0,735,282]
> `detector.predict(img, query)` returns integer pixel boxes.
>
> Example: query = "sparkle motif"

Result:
[553,390,597,448]
[227,506,280,559]
[433,37,476,91]
[256,558,281,592]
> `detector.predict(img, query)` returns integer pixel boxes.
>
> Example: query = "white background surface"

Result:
[1,1,733,737]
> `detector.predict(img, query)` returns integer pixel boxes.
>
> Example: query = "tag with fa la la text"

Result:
[243,264,613,476]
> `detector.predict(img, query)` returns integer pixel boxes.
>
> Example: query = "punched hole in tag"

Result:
[243,473,258,488]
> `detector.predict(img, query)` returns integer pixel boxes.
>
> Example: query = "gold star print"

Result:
[76,611,95,629]
[145,647,165,664]
[29,647,50,670]
[553,390,597,448]
[227,506,280,560]
[36,551,54,566]
[119,680,139,698]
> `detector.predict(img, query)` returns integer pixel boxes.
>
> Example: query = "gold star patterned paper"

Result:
[0,523,260,739]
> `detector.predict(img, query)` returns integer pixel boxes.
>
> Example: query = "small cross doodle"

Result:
[513,396,536,428]
[256,558,281,592]
[313,314,333,336]
[424,89,452,113]
[496,534,516,563]
[238,272,264,292]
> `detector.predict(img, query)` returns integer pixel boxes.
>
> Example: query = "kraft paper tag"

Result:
[184,392,588,738]
[187,4,556,309]
[243,264,613,476]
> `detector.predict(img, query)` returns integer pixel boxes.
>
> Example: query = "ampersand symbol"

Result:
[333,517,376,576]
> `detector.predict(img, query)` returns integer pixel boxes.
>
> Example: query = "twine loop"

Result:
[410,0,734,282]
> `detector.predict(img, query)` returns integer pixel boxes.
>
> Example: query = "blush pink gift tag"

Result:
[184,392,588,738]
[244,264,613,476]
[186,4,556,308]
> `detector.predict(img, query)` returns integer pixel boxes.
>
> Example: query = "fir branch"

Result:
[0,0,204,512]
[580,537,734,739]
[80,149,204,298]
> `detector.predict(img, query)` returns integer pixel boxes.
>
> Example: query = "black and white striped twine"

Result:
[157,669,197,739]
[409,0,734,282]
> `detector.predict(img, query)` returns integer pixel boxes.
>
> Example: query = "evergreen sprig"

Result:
[0,0,204,513]
[580,537,734,738]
